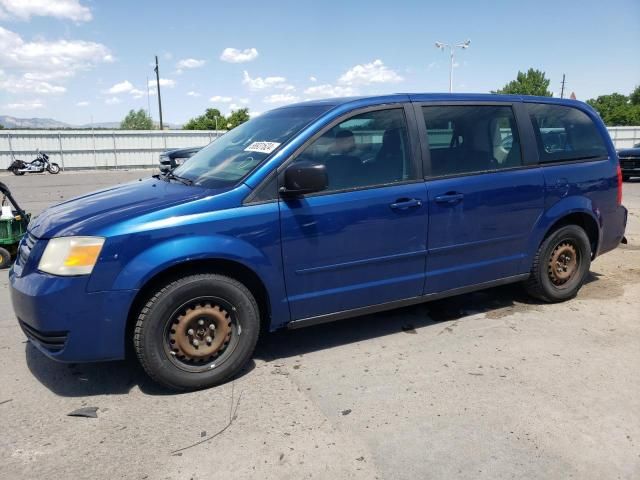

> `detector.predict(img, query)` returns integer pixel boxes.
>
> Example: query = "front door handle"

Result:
[390,198,422,210]
[434,193,464,205]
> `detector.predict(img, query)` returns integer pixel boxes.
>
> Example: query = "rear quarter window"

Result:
[527,103,608,163]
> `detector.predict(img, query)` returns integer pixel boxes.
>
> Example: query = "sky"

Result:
[0,0,638,125]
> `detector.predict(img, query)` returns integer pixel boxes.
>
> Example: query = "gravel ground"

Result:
[1,170,639,480]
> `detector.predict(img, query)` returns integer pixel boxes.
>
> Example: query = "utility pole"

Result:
[154,55,164,130]
[434,40,471,93]
[560,74,566,99]
[146,75,152,120]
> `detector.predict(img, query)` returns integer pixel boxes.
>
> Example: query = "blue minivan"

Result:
[10,94,627,390]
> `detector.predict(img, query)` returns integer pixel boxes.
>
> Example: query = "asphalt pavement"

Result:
[1,170,639,479]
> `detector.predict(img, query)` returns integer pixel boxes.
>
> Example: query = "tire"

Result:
[11,169,25,176]
[0,247,11,269]
[525,225,591,303]
[134,274,260,391]
[622,174,630,181]
[47,163,60,174]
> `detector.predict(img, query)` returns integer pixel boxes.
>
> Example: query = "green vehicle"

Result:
[0,181,29,269]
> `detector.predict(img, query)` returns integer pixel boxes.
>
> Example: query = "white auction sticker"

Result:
[244,141,281,154]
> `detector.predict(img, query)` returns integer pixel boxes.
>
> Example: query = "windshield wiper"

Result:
[153,171,194,186]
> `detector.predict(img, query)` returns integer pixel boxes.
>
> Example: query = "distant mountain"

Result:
[0,115,183,130]
[0,115,71,129]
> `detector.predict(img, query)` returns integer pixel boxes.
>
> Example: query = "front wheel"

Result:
[47,163,60,174]
[134,274,260,391]
[525,225,591,302]
[0,247,11,269]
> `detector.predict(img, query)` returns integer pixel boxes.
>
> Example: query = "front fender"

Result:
[111,234,272,291]
[524,195,601,268]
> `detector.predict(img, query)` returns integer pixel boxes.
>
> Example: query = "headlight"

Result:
[38,237,105,276]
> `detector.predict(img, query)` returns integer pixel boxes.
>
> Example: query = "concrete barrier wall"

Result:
[0,130,225,170]
[1,126,638,171]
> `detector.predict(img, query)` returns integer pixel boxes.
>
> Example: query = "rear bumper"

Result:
[10,269,137,362]
[598,205,628,256]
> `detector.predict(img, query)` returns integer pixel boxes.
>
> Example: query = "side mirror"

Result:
[280,161,328,196]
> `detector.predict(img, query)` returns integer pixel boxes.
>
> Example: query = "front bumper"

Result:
[10,268,137,362]
[620,157,640,175]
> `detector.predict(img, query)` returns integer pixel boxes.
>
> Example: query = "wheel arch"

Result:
[124,258,272,359]
[537,210,601,260]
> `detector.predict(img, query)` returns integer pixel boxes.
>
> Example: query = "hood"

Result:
[618,147,640,156]
[29,178,215,238]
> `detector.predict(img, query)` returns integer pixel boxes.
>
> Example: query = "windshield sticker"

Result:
[244,141,281,154]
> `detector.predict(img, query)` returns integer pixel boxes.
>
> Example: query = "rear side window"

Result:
[422,105,522,177]
[527,104,608,163]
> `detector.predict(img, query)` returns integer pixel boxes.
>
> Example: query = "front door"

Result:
[279,106,428,320]
[416,103,545,293]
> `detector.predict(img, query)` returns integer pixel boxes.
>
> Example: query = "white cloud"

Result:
[0,26,112,94]
[148,78,175,88]
[210,95,232,103]
[309,76,317,82]
[0,72,66,94]
[5,99,44,110]
[338,59,403,86]
[242,70,293,91]
[0,0,92,22]
[263,93,299,105]
[105,96,121,105]
[228,103,240,111]
[239,97,249,104]
[130,88,145,99]
[304,84,358,98]
[220,47,258,63]
[76,100,89,107]
[187,91,201,97]
[106,80,134,94]
[176,58,205,69]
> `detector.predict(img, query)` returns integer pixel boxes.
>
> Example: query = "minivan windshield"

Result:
[173,105,332,188]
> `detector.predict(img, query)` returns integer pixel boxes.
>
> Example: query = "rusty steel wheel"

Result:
[525,225,591,303]
[164,297,241,373]
[547,241,579,288]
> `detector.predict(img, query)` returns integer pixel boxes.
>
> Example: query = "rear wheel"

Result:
[525,225,591,302]
[134,274,260,391]
[47,163,60,174]
[0,247,11,269]
[11,169,25,176]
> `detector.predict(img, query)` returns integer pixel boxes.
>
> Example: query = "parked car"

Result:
[10,94,628,391]
[159,146,203,172]
[617,142,640,180]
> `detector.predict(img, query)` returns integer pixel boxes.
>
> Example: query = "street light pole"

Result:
[154,55,164,130]
[435,40,471,93]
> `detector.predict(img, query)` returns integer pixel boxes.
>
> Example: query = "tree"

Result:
[120,109,153,129]
[226,108,250,129]
[494,68,552,97]
[586,91,640,126]
[630,85,640,106]
[183,107,250,130]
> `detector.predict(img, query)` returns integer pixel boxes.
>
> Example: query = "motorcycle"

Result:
[8,151,61,176]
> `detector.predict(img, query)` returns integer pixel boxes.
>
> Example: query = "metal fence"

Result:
[0,130,225,170]
[1,126,638,171]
